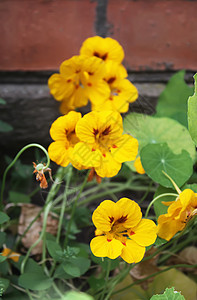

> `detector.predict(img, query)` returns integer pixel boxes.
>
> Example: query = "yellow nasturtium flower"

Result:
[48,55,110,113]
[73,111,138,177]
[1,248,20,262]
[48,111,82,168]
[157,189,197,241]
[90,198,157,263]
[92,61,138,113]
[80,36,124,64]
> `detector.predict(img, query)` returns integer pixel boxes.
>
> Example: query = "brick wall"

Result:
[0,0,197,155]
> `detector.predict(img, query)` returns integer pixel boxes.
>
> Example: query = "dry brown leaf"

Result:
[167,246,197,275]
[130,247,160,290]
[18,204,58,255]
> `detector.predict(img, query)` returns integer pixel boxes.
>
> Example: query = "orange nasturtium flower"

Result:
[48,55,110,114]
[1,248,20,262]
[157,189,197,241]
[92,61,138,113]
[73,111,138,177]
[90,198,157,263]
[80,36,124,65]
[48,111,82,168]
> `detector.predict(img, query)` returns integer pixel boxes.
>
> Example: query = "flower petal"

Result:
[111,134,138,163]
[72,142,102,168]
[50,111,81,141]
[134,157,145,174]
[131,219,157,246]
[116,198,142,228]
[80,36,124,64]
[48,73,74,101]
[157,215,185,241]
[90,236,124,259]
[95,151,121,178]
[48,141,72,167]
[92,200,121,231]
[121,239,145,263]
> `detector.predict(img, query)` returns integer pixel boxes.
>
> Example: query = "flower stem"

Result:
[145,193,178,218]
[100,259,111,300]
[0,143,50,211]
[64,170,90,248]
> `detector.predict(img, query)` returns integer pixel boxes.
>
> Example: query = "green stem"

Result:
[100,259,111,300]
[112,264,197,296]
[0,143,50,210]
[145,193,178,218]
[64,170,90,248]
[56,165,72,243]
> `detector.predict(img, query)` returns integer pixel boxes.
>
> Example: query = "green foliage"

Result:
[150,287,185,300]
[188,73,197,145]
[18,273,53,291]
[124,113,195,163]
[140,143,193,188]
[155,70,194,127]
[0,212,10,225]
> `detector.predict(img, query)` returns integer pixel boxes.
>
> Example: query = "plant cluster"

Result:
[0,36,197,300]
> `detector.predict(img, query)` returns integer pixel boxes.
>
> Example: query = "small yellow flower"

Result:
[134,156,145,175]
[80,36,124,64]
[157,189,197,241]
[92,61,138,113]
[48,111,82,168]
[90,198,157,263]
[72,111,138,177]
[1,248,20,262]
[48,55,110,112]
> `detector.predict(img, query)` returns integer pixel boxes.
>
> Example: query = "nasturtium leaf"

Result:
[0,120,13,132]
[0,278,9,294]
[188,73,197,146]
[18,272,53,291]
[124,113,196,162]
[9,191,30,204]
[0,212,10,224]
[155,70,194,127]
[150,287,185,300]
[140,143,193,188]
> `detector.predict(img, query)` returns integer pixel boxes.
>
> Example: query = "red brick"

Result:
[108,0,197,71]
[0,0,96,70]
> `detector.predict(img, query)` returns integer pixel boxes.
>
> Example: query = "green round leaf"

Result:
[63,261,81,277]
[140,143,193,188]
[18,272,52,291]
[124,113,196,162]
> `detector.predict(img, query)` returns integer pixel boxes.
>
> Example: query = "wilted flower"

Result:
[157,189,197,241]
